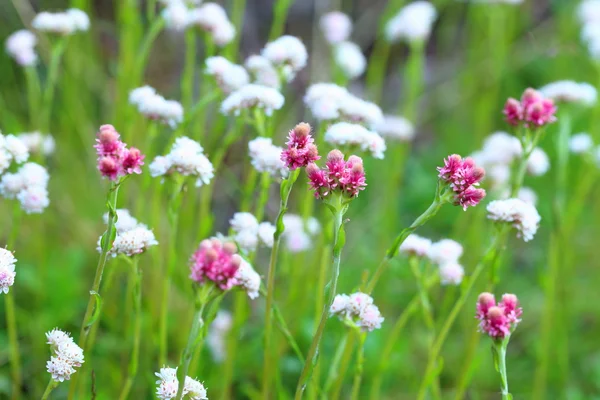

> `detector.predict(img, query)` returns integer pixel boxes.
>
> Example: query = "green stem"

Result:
[182,30,197,110]
[262,168,300,398]
[133,18,165,84]
[403,40,425,122]
[350,333,366,400]
[25,66,41,129]
[223,0,247,60]
[322,333,350,396]
[146,0,157,21]
[5,291,21,400]
[119,257,142,400]
[41,38,68,132]
[254,172,272,223]
[268,0,293,40]
[493,340,512,400]
[41,379,59,400]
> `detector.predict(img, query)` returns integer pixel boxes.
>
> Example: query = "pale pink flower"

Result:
[280,122,320,170]
[476,292,523,339]
[189,239,240,291]
[307,150,367,200]
[503,88,557,128]
[437,154,486,210]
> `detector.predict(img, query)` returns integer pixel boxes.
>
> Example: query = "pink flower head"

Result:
[476,292,496,319]
[189,238,241,291]
[340,155,367,198]
[499,293,523,325]
[524,98,557,127]
[325,149,346,188]
[281,122,320,170]
[438,155,486,210]
[503,88,557,128]
[503,98,522,126]
[98,156,121,181]
[307,163,331,199]
[456,187,486,210]
[307,150,367,200]
[94,124,146,181]
[95,124,125,156]
[476,292,523,340]
[121,147,145,175]
[437,154,463,180]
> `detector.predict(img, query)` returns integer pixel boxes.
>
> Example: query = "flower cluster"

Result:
[32,9,89,35]
[244,55,280,88]
[476,293,522,340]
[229,212,276,253]
[155,366,208,400]
[503,88,557,128]
[220,84,284,116]
[385,1,437,43]
[0,248,17,294]
[248,138,287,178]
[5,30,37,66]
[330,292,384,332]
[205,56,250,93]
[261,35,308,81]
[307,150,367,200]
[487,198,541,242]
[578,0,600,60]
[281,214,321,253]
[17,132,55,156]
[0,133,29,173]
[333,41,366,80]
[374,116,415,142]
[94,125,144,182]
[45,329,84,382]
[206,311,233,363]
[320,11,353,44]
[98,209,158,257]
[149,137,214,187]
[324,122,386,159]
[400,235,465,285]
[437,154,486,210]
[129,86,184,128]
[280,122,320,170]
[162,2,235,45]
[0,162,50,214]
[539,80,597,106]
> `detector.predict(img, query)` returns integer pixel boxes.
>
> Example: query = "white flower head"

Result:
[4,134,30,164]
[487,198,541,241]
[5,30,37,66]
[428,239,463,265]
[129,85,183,128]
[399,234,432,257]
[17,132,55,156]
[357,304,384,332]
[188,3,236,46]
[330,294,351,316]
[539,80,597,106]
[248,137,287,178]
[111,225,158,257]
[17,185,50,214]
[162,1,191,31]
[233,257,261,299]
[324,122,386,159]
[439,262,464,286]
[320,11,353,44]
[569,133,593,154]
[45,329,83,382]
[385,1,437,43]
[206,56,250,93]
[47,356,76,382]
[330,292,383,332]
[184,376,208,400]
[517,187,538,206]
[234,229,259,253]
[527,147,550,176]
[230,212,259,233]
[257,222,276,248]
[0,248,17,294]
[374,115,415,141]
[245,55,280,88]
[105,209,140,233]
[151,137,214,187]
[333,41,366,79]
[578,0,600,25]
[221,84,284,116]
[45,328,72,348]
[262,35,308,79]
[32,9,89,35]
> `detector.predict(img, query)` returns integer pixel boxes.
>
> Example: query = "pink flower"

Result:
[456,187,486,210]
[438,155,486,210]
[98,156,121,181]
[503,98,522,126]
[339,156,367,198]
[189,238,241,290]
[94,125,125,156]
[121,147,145,175]
[306,163,330,199]
[94,125,146,181]
[307,150,367,200]
[280,122,320,170]
[437,154,463,180]
[476,292,523,340]
[503,88,557,128]
[499,293,522,325]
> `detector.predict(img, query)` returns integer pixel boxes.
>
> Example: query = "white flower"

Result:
[0,161,50,213]
[129,85,157,105]
[149,156,171,177]
[47,356,76,382]
[66,8,90,31]
[347,292,374,315]
[333,41,366,79]
[221,84,284,116]
[56,341,85,367]
[262,35,308,79]
[0,248,17,294]
[5,30,37,66]
[151,137,214,186]
[324,122,386,159]
[337,95,384,126]
[330,292,384,332]
[18,162,50,187]
[581,23,600,59]
[320,11,352,44]
[188,3,236,46]
[280,214,320,253]
[111,226,158,257]
[527,147,550,176]
[45,329,83,382]
[245,55,280,88]
[330,294,350,316]
[487,198,541,241]
[428,239,463,265]
[399,234,431,257]
[357,304,384,332]
[0,173,24,198]
[284,230,311,253]
[517,187,537,206]
[4,134,30,163]
[207,311,232,362]
[230,212,259,233]
[129,85,183,128]
[184,376,208,400]
[0,149,10,174]
[17,132,55,156]
[155,367,179,400]
[479,132,522,165]
[374,116,415,141]
[162,1,191,30]
[234,258,261,299]
[45,328,72,348]
[385,1,437,43]
[104,209,140,233]
[257,222,276,248]
[32,9,89,35]
[234,229,259,253]
[569,133,593,154]
[439,262,464,285]
[248,137,287,177]
[539,80,597,105]
[578,0,600,25]
[206,56,250,93]
[17,186,50,214]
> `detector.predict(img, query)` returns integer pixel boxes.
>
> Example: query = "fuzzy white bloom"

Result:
[487,198,541,241]
[5,30,37,66]
[517,187,538,206]
[439,262,464,286]
[385,1,437,43]
[304,83,350,120]
[17,186,50,214]
[230,212,259,233]
[330,294,350,316]
[184,376,209,400]
[244,55,280,88]
[578,0,600,25]
[374,116,415,141]
[338,95,384,126]
[129,85,184,128]
[221,84,284,116]
[257,222,276,248]
[0,162,50,213]
[330,292,384,332]
[539,81,597,105]
[111,226,158,257]
[284,230,312,253]
[56,341,85,367]
[428,239,463,265]
[150,137,214,187]
[280,214,320,253]
[357,304,385,332]
[207,311,232,362]
[234,258,261,299]
[569,133,593,154]
[324,122,386,159]
[149,156,171,177]
[4,134,30,164]
[206,56,250,93]
[47,357,76,382]
[248,137,287,178]
[581,23,600,59]
[46,328,72,348]
[162,1,191,31]
[479,132,522,165]
[155,366,208,400]
[0,248,17,294]
[17,132,55,156]
[104,209,140,233]
[527,147,550,176]
[399,234,431,257]
[320,11,353,44]
[333,41,366,79]
[233,229,259,253]
[262,35,308,79]
[32,9,89,35]
[188,3,236,46]
[45,329,83,382]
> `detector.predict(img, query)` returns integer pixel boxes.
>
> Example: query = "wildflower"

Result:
[304,83,350,120]
[516,187,537,205]
[320,11,353,44]
[257,222,276,247]
[427,239,463,265]
[399,234,432,257]
[149,136,214,187]
[539,80,597,105]
[385,1,437,43]
[307,150,367,200]
[5,30,37,66]
[324,122,386,159]
[0,248,17,294]
[0,162,50,214]
[94,125,145,182]
[330,292,384,333]
[229,212,275,252]
[189,238,241,290]
[162,1,191,31]
[207,311,232,362]
[32,9,89,35]
[3,134,30,164]
[205,56,250,93]
[333,41,366,79]
[244,55,280,88]
[17,132,55,156]
[248,138,288,178]
[104,209,140,233]
[437,154,486,210]
[281,122,320,170]
[188,2,236,46]
[155,366,208,400]
[261,35,308,80]
[503,88,557,128]
[526,147,550,176]
[110,226,158,257]
[129,86,184,128]
[439,262,464,285]
[374,116,415,142]
[45,329,84,382]
[280,214,320,253]
[476,292,522,339]
[569,133,593,154]
[487,198,541,241]
[578,0,600,25]
[220,84,284,116]
[232,258,261,299]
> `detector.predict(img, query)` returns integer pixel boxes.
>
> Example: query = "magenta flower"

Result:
[94,124,145,181]
[280,122,320,170]
[476,292,523,340]
[121,147,145,175]
[503,88,557,128]
[307,149,367,200]
[189,238,241,291]
[437,154,486,210]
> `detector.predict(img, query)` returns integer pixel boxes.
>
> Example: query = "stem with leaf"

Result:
[41,379,59,400]
[492,338,513,400]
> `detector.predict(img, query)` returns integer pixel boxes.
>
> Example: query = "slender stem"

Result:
[254,172,272,223]
[41,38,68,132]
[146,0,157,21]
[350,333,366,400]
[195,35,216,141]
[181,30,197,110]
[119,257,142,400]
[493,340,511,400]
[223,0,247,60]
[322,333,350,395]
[268,0,293,40]
[294,203,346,400]
[41,379,59,400]
[25,66,41,129]
[403,40,425,122]
[5,291,21,400]
[133,18,165,84]
[262,168,300,398]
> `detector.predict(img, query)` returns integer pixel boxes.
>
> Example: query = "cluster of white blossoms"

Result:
[162,1,235,45]
[261,35,308,82]
[205,56,249,93]
[244,55,280,88]
[0,248,17,294]
[487,198,541,242]
[324,122,386,159]
[221,84,284,116]
[385,1,437,44]
[400,235,465,285]
[374,115,415,142]
[5,30,37,66]
[0,162,51,214]
[281,214,320,253]
[330,292,384,332]
[229,212,276,253]
[539,80,597,106]
[320,11,353,44]
[149,136,214,187]
[99,209,158,257]
[248,137,287,178]
[32,9,89,35]
[206,311,233,363]
[45,329,84,382]
[155,366,208,400]
[333,41,366,79]
[17,132,55,156]
[578,0,600,59]
[129,86,184,128]
[0,133,29,173]
[232,258,261,299]
[304,83,384,127]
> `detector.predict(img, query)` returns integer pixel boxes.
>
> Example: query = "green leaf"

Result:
[85,291,103,328]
